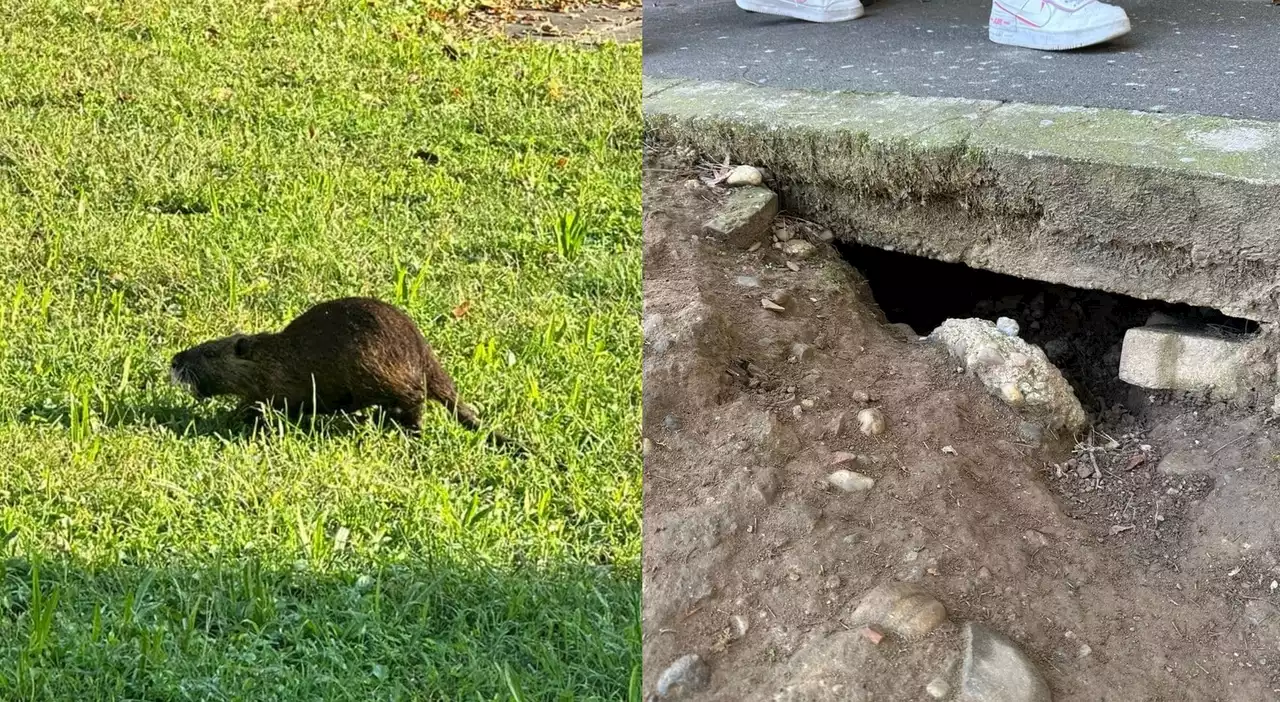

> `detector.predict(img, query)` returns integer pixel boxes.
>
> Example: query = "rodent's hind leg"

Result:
[386,402,423,435]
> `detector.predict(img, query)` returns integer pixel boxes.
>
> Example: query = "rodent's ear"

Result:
[234,335,254,359]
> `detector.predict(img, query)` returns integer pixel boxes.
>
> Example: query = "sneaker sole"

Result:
[736,0,865,23]
[988,17,1131,51]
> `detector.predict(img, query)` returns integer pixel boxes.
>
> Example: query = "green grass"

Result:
[0,1,641,699]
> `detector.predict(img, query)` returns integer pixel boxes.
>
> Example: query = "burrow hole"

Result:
[836,241,1260,417]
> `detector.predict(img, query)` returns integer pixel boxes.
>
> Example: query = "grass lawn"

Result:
[0,1,640,699]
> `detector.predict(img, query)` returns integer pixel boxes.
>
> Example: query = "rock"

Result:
[785,261,800,272]
[1118,324,1266,399]
[996,316,1021,337]
[1156,450,1206,476]
[782,239,816,258]
[703,186,778,249]
[823,412,848,438]
[816,228,835,243]
[731,614,750,638]
[750,469,780,505]
[791,342,815,362]
[769,289,795,308]
[773,224,793,242]
[725,164,763,186]
[762,298,786,312]
[1145,311,1179,327]
[850,582,948,640]
[929,318,1087,433]
[664,414,682,431]
[1075,461,1095,479]
[926,678,953,699]
[1077,643,1092,658]
[829,451,866,466]
[656,654,711,699]
[857,408,886,436]
[642,437,653,456]
[1016,421,1044,446]
[958,622,1051,702]
[734,275,761,287]
[1000,383,1025,407]
[828,470,875,493]
[860,626,885,644]
[852,390,870,403]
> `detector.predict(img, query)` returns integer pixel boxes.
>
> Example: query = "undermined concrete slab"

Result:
[644,78,1280,326]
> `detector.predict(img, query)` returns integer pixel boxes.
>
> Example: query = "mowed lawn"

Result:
[0,1,640,699]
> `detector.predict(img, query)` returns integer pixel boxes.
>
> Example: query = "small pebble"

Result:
[852,390,870,403]
[642,437,653,456]
[816,229,835,243]
[801,399,815,409]
[725,164,762,186]
[857,408,886,436]
[774,226,793,243]
[1000,383,1025,407]
[828,470,875,492]
[785,261,800,272]
[734,275,761,287]
[762,298,786,312]
[1075,461,1095,479]
[782,240,816,258]
[746,241,762,252]
[664,414,682,431]
[1078,643,1092,658]
[926,678,951,699]
[731,615,750,638]
[656,654,711,698]
[792,405,803,419]
[860,626,884,645]
[996,316,1020,337]
[791,342,815,361]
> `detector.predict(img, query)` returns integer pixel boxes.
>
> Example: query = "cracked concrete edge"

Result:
[644,76,1280,401]
[643,77,1280,183]
[644,77,1280,334]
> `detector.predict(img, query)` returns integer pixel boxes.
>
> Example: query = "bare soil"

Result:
[642,152,1280,701]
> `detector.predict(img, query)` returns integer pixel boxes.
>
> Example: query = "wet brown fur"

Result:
[170,297,521,453]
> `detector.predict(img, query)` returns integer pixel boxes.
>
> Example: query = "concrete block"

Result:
[1118,325,1259,396]
[702,186,777,248]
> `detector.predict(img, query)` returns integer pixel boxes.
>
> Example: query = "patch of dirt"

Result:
[641,150,1280,701]
[462,1,641,43]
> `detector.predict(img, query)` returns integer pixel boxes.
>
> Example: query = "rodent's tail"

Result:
[438,394,527,457]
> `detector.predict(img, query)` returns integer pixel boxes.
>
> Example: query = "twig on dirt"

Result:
[1210,434,1250,458]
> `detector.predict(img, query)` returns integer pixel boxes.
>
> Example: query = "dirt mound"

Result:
[642,152,1280,701]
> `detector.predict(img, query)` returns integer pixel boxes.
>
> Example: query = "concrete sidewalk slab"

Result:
[645,77,1280,323]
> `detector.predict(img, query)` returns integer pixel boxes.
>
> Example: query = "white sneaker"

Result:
[736,0,865,23]
[989,0,1131,51]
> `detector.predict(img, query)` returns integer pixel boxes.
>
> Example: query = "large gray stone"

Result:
[959,622,1051,702]
[930,319,1087,433]
[1118,325,1268,399]
[703,186,777,249]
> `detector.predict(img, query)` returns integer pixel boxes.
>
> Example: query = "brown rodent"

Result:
[170,296,522,453]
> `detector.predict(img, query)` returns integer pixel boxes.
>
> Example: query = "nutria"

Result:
[170,297,521,452]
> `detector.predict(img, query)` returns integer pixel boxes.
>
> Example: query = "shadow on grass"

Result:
[16,401,408,442]
[0,552,640,700]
